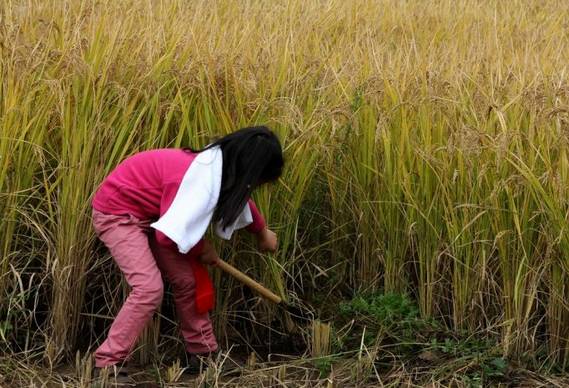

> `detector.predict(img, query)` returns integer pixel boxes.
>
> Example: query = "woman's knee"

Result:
[135,275,164,307]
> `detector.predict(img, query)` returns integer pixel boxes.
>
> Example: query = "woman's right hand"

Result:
[257,228,278,253]
[199,240,220,266]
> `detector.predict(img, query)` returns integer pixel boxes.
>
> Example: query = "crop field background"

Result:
[2,0,569,386]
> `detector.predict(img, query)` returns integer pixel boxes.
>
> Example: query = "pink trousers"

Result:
[92,210,218,367]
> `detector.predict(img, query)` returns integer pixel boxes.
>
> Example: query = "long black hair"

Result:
[187,126,284,229]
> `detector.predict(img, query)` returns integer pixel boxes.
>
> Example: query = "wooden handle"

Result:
[217,259,283,304]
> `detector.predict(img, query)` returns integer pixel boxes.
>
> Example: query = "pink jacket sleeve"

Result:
[246,199,266,234]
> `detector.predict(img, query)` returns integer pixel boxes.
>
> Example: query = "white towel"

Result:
[151,147,253,254]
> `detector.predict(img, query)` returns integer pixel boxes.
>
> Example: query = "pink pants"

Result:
[92,210,218,367]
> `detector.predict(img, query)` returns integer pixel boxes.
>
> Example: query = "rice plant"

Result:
[2,0,569,384]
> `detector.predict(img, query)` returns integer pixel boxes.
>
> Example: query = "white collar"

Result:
[151,147,253,254]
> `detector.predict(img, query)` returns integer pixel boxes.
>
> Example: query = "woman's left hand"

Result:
[257,228,278,252]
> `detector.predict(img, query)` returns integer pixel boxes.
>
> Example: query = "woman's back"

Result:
[92,149,197,219]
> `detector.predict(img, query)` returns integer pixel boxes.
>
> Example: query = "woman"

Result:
[91,126,283,379]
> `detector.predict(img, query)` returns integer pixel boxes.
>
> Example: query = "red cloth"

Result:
[190,257,216,314]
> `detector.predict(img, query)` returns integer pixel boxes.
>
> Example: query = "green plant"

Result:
[428,336,509,384]
[314,355,335,378]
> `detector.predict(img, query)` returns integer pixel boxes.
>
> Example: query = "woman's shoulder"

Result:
[144,149,197,178]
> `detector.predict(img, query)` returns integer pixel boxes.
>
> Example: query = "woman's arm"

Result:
[246,199,266,234]
[246,199,278,252]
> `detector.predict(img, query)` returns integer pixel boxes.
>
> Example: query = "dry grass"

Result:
[2,0,569,386]
[3,350,569,388]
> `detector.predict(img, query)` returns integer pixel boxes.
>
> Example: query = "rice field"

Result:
[2,0,569,386]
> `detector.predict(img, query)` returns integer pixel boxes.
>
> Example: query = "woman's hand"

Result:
[199,239,220,266]
[257,227,278,252]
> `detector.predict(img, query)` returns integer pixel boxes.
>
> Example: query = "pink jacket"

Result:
[92,149,266,255]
